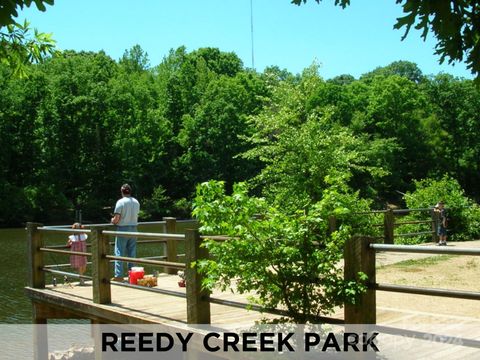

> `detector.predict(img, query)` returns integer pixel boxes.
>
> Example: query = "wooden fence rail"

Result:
[28,220,212,324]
[344,237,480,323]
[27,209,476,327]
[346,207,440,244]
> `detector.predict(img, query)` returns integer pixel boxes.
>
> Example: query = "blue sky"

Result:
[19,0,472,79]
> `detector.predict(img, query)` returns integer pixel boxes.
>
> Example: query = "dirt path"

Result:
[376,240,480,322]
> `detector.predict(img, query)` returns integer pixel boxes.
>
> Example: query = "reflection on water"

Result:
[0,227,32,323]
[0,222,193,324]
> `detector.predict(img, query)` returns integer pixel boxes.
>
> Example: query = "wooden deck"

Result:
[25,272,480,324]
[24,222,480,358]
[25,274,480,358]
[25,273,286,327]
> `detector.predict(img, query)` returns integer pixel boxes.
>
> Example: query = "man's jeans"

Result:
[114,225,137,277]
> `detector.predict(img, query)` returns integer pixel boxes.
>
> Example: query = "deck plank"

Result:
[25,274,480,357]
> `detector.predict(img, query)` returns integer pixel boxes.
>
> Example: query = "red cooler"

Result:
[128,267,145,285]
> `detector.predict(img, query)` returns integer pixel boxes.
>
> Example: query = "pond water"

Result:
[0,221,194,323]
[0,227,33,323]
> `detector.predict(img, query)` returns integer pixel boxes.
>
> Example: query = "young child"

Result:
[67,222,88,285]
[434,201,448,246]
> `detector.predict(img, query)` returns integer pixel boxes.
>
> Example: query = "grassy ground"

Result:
[375,254,480,319]
[377,255,479,290]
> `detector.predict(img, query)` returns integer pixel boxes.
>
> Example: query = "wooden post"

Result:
[27,222,45,289]
[185,229,211,324]
[344,236,376,324]
[431,208,439,243]
[91,226,111,304]
[164,217,177,274]
[383,209,395,244]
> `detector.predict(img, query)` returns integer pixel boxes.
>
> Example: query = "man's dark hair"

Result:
[121,184,132,195]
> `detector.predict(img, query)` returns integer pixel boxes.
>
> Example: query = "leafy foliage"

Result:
[0,1,56,77]
[397,176,480,243]
[176,73,266,193]
[394,0,480,78]
[423,74,480,199]
[193,180,369,323]
[245,66,394,209]
[0,46,480,229]
[360,61,425,83]
[0,20,56,77]
[0,0,54,28]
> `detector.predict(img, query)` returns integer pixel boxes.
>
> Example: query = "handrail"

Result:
[371,244,480,255]
[394,220,432,226]
[39,220,171,229]
[38,227,92,234]
[42,268,92,281]
[39,247,92,257]
[44,262,91,268]
[354,210,387,215]
[113,239,169,244]
[395,231,433,238]
[105,255,186,269]
[102,230,185,240]
[43,255,167,269]
[392,208,428,214]
[135,221,167,225]
[344,237,480,324]
[200,235,236,241]
[43,244,81,249]
[375,283,480,300]
[28,218,480,330]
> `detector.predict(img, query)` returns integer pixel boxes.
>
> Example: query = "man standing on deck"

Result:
[111,184,140,281]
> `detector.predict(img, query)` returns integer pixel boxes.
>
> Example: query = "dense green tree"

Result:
[164,47,243,123]
[119,44,150,73]
[399,176,480,243]
[153,46,187,114]
[1,45,480,226]
[106,72,174,214]
[328,74,355,86]
[360,60,425,83]
[193,180,371,322]
[245,67,392,209]
[176,72,267,195]
[261,65,297,87]
[349,75,431,202]
[305,79,355,125]
[423,74,480,199]
[0,65,38,223]
[30,51,119,220]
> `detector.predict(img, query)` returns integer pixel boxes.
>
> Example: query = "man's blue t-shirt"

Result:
[114,196,140,226]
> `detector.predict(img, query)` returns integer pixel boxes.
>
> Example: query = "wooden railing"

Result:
[343,236,480,323]
[27,218,345,325]
[383,208,440,244]
[27,208,477,326]
[339,207,441,244]
[28,219,210,324]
